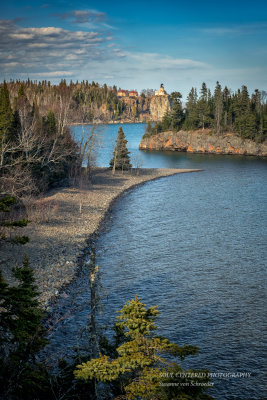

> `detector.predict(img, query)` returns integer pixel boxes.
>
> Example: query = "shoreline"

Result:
[70,121,150,126]
[139,130,267,157]
[0,168,200,308]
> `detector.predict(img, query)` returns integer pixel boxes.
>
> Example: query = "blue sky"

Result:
[1,0,267,97]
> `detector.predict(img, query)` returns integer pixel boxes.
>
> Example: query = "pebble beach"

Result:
[0,167,200,307]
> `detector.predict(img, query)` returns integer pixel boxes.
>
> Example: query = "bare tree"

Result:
[131,152,144,175]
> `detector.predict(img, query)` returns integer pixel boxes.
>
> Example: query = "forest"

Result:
[0,81,80,198]
[146,82,267,142]
[3,79,267,144]
[5,79,150,124]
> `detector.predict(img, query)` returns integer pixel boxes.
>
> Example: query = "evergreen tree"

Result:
[0,81,14,141]
[165,91,184,131]
[233,85,256,139]
[110,127,132,171]
[144,120,153,138]
[197,82,211,129]
[183,87,199,129]
[0,256,48,399]
[17,83,26,99]
[43,110,57,135]
[222,86,232,130]
[214,81,223,134]
[0,194,29,245]
[74,296,214,399]
[12,109,21,138]
[234,112,257,139]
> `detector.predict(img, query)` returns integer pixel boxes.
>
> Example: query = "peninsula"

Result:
[1,167,200,308]
[139,129,267,156]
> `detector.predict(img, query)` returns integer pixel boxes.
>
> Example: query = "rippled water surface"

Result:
[47,124,267,399]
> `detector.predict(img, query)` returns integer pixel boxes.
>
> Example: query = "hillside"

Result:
[5,80,167,124]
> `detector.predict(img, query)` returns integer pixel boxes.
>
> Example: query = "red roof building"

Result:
[129,90,138,97]
[118,89,128,97]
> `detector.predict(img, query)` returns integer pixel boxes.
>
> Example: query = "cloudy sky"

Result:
[1,0,267,96]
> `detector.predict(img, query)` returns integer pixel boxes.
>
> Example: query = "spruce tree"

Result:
[214,81,223,134]
[167,91,184,131]
[0,256,48,399]
[144,120,152,137]
[110,127,131,171]
[0,81,13,141]
[0,194,29,245]
[183,87,199,129]
[197,82,211,130]
[74,296,214,400]
[43,110,57,135]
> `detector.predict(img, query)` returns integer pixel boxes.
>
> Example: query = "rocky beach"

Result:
[0,167,199,308]
[139,130,267,156]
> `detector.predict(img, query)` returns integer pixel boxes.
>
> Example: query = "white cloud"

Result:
[201,23,267,36]
[28,43,49,48]
[10,33,34,39]
[52,9,107,25]
[0,19,113,79]
[124,51,208,71]
[30,71,74,77]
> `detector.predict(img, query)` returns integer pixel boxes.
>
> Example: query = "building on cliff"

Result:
[118,89,139,97]
[149,84,171,120]
[129,90,138,97]
[118,89,128,97]
[155,83,168,96]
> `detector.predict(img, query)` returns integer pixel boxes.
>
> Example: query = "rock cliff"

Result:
[139,130,267,156]
[149,95,171,121]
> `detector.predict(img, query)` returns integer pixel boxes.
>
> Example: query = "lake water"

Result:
[48,124,267,399]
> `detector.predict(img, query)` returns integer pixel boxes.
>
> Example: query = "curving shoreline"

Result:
[0,167,200,308]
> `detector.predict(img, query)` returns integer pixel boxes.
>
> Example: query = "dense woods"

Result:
[0,80,79,197]
[147,82,267,142]
[3,79,267,144]
[4,80,150,124]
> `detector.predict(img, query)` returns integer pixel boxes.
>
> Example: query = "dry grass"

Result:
[23,197,60,223]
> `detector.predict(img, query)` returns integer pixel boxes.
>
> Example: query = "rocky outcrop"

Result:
[139,130,267,156]
[149,95,171,121]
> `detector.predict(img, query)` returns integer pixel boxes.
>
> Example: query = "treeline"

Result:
[5,79,150,123]
[0,81,79,197]
[146,82,267,142]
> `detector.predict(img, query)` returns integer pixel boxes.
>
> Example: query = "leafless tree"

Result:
[131,152,144,175]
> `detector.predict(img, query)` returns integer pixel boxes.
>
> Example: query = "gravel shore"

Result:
[0,167,200,307]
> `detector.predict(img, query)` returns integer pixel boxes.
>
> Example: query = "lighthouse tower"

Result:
[155,83,167,96]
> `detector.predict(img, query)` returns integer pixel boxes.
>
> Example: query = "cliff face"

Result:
[149,95,171,121]
[91,96,151,124]
[139,130,267,157]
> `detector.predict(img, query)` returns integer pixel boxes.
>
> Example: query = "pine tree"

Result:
[110,127,132,171]
[74,296,214,400]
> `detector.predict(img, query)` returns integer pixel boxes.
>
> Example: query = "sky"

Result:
[1,0,267,97]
